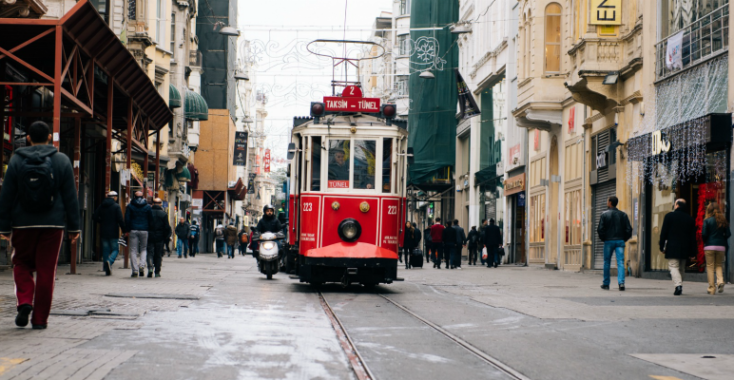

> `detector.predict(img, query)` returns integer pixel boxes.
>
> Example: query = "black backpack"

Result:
[18,155,56,213]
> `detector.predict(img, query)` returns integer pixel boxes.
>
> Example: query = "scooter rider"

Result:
[255,205,283,259]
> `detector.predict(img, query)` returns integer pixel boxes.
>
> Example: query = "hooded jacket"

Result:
[125,197,152,232]
[257,214,282,234]
[149,205,172,243]
[0,145,80,233]
[93,197,125,239]
[225,225,238,245]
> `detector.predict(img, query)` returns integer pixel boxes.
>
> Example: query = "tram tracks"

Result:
[319,291,531,380]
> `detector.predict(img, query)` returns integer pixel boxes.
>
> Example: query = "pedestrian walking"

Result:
[225,221,238,259]
[125,191,152,277]
[658,199,697,295]
[423,219,432,263]
[215,223,225,258]
[597,195,633,291]
[175,217,190,258]
[238,226,249,256]
[402,222,416,269]
[147,198,171,277]
[92,191,125,276]
[479,219,488,265]
[484,219,502,268]
[467,226,479,265]
[452,220,466,269]
[442,221,457,269]
[429,218,445,269]
[189,219,200,257]
[702,202,729,295]
[0,121,80,329]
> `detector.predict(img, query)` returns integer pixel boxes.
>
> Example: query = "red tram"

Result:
[286,85,408,287]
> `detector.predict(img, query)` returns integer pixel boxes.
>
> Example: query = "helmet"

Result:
[263,204,275,214]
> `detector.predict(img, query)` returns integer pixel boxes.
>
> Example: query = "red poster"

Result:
[508,144,520,164]
[534,129,540,151]
[264,149,271,173]
[568,107,575,133]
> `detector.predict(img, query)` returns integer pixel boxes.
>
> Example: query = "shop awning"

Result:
[474,165,497,186]
[228,178,247,201]
[187,163,199,190]
[176,166,191,182]
[185,90,208,121]
[169,84,182,108]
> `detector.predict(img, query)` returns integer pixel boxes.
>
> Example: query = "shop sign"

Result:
[264,149,271,173]
[503,173,525,196]
[233,132,248,167]
[590,0,621,25]
[596,151,608,169]
[651,130,671,155]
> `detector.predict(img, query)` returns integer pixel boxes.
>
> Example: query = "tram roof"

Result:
[292,114,408,137]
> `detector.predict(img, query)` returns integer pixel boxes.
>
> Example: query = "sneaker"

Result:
[104,262,111,276]
[457,267,462,270]
[155,273,161,278]
[178,256,182,259]
[600,285,609,290]
[619,284,625,291]
[15,304,32,327]
[674,286,682,296]
[107,262,113,275]
[139,269,144,277]
[147,271,153,278]
[718,283,725,293]
[131,272,138,278]
[31,324,47,330]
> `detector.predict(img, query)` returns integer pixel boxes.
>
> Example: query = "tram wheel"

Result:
[362,282,377,290]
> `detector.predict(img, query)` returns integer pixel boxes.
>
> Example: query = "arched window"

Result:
[545,3,562,73]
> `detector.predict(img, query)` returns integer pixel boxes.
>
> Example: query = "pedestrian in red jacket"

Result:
[429,218,445,269]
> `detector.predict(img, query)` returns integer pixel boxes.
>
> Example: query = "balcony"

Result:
[656,4,729,81]
[565,21,643,111]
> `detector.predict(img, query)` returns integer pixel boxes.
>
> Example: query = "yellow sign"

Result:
[591,0,621,25]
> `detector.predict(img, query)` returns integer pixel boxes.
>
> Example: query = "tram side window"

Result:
[311,136,321,191]
[382,138,393,193]
[353,140,376,190]
[328,139,350,189]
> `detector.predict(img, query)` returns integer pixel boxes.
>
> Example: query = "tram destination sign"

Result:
[323,96,381,113]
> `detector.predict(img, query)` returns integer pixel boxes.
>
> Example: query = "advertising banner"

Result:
[264,149,271,173]
[233,132,248,166]
[456,69,480,120]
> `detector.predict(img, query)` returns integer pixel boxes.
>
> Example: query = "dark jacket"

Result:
[328,160,349,181]
[453,225,466,245]
[175,221,190,240]
[0,145,80,234]
[659,208,697,260]
[215,225,225,240]
[125,197,152,232]
[484,224,502,247]
[189,224,200,240]
[701,217,731,248]
[402,228,417,249]
[225,225,238,246]
[257,215,282,234]
[442,226,457,244]
[597,207,632,242]
[423,227,432,244]
[93,197,125,239]
[467,230,480,247]
[413,229,422,249]
[149,205,172,243]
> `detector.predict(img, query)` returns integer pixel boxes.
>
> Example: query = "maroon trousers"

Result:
[11,228,65,326]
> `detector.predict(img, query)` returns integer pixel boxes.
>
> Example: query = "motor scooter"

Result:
[253,231,285,279]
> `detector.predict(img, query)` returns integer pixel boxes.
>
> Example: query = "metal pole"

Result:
[69,118,81,275]
[155,129,160,195]
[105,77,113,192]
[143,117,149,198]
[52,25,62,148]
[126,97,133,200]
[0,85,5,181]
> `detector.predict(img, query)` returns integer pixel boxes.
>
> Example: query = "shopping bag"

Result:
[481,247,488,260]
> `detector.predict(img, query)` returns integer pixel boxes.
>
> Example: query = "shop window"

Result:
[564,190,582,245]
[530,193,546,243]
[382,138,393,193]
[545,3,562,73]
[310,136,321,191]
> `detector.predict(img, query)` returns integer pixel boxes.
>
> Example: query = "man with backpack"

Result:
[125,191,152,277]
[215,223,225,257]
[189,219,200,258]
[225,221,238,259]
[452,220,467,269]
[467,226,479,265]
[0,121,80,329]
[423,219,432,263]
[92,191,125,276]
[147,198,171,277]
[175,217,190,258]
[238,225,249,256]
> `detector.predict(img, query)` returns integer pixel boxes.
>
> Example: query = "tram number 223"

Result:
[303,203,313,212]
[387,206,398,215]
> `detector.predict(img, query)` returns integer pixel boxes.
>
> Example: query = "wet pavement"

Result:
[1,255,734,379]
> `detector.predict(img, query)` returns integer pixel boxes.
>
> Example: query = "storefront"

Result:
[504,172,526,264]
[590,128,617,270]
[629,113,731,280]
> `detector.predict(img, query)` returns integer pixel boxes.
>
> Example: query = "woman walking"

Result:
[402,222,416,269]
[702,203,730,295]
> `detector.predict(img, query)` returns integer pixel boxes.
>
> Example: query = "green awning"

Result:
[176,166,191,182]
[184,90,208,121]
[474,165,497,186]
[169,84,182,108]
[164,169,176,189]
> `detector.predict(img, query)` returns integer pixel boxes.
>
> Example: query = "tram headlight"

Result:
[338,219,362,242]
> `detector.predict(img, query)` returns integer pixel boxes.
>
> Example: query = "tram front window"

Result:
[382,138,393,193]
[354,140,376,190]
[328,140,350,188]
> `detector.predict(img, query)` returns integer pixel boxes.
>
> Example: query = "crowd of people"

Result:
[400,217,504,270]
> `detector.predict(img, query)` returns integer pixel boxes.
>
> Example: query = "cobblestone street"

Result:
[2,255,734,380]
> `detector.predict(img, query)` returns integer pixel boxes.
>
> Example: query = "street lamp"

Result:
[235,71,249,81]
[419,70,435,79]
[219,26,240,36]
